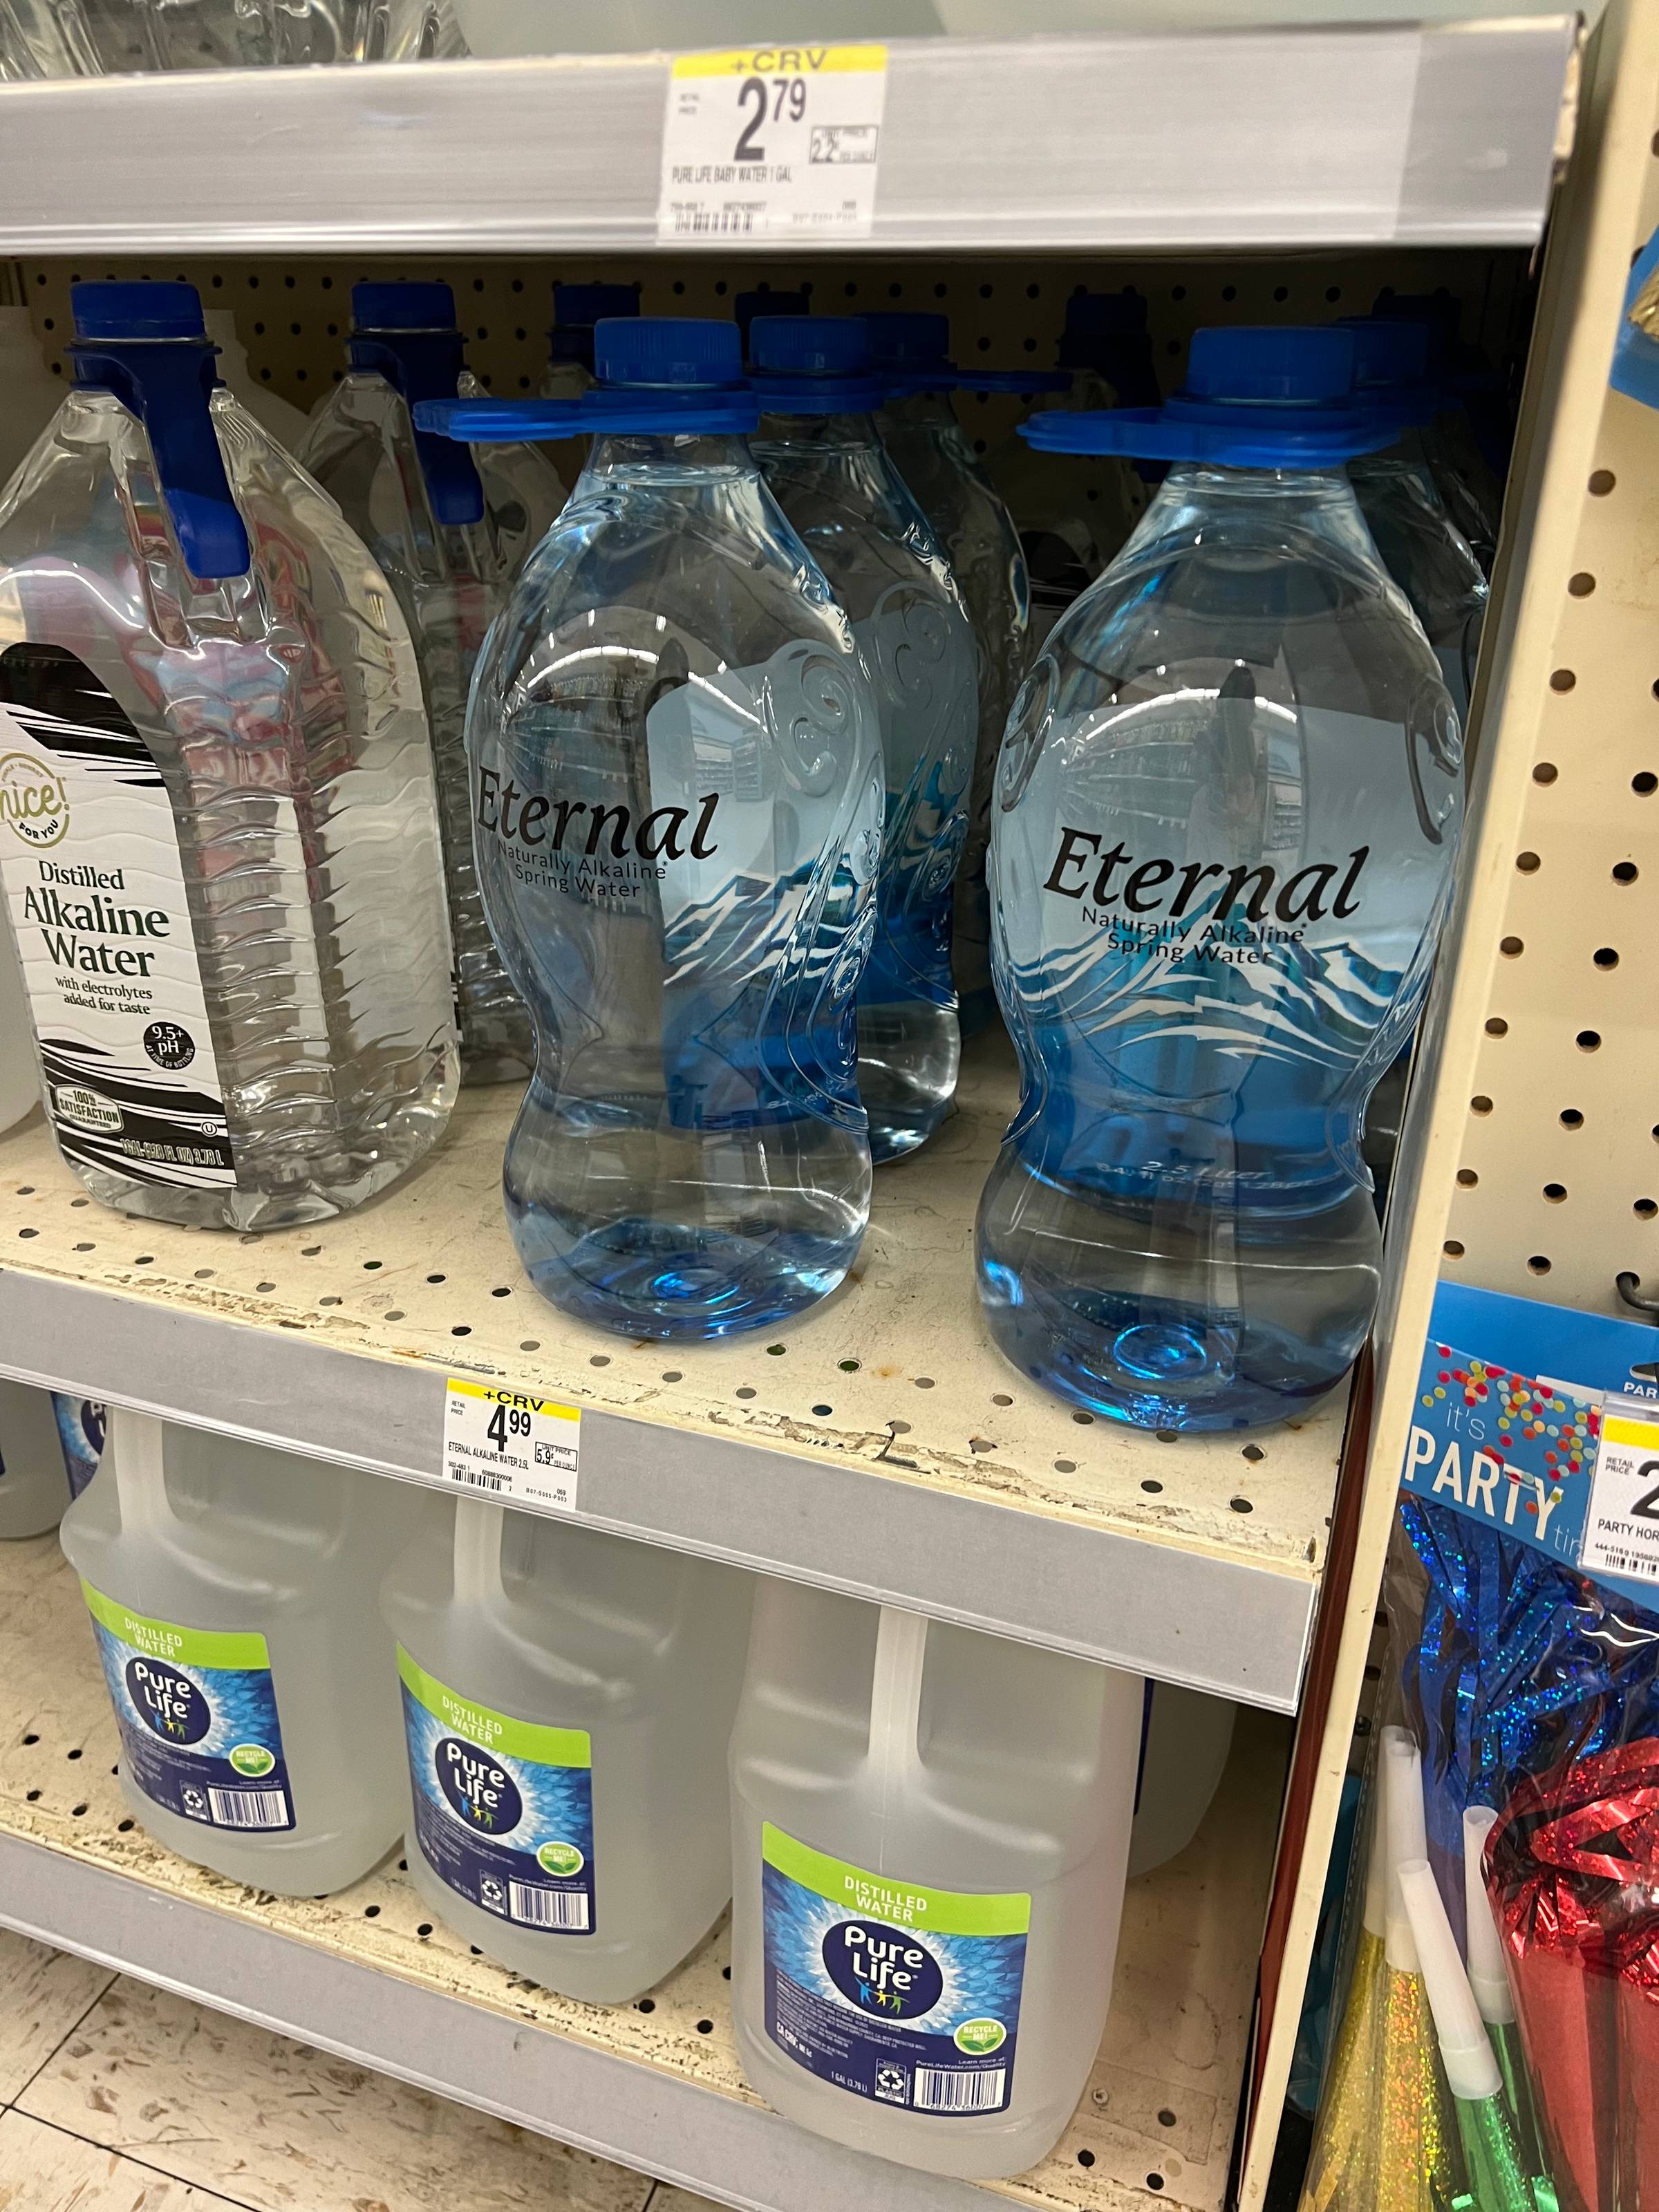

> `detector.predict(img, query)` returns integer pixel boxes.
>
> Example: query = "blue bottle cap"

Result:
[1612,226,1659,411]
[735,288,809,349]
[418,317,760,440]
[351,281,458,332]
[1020,324,1393,466]
[597,316,744,389]
[68,281,250,579]
[71,280,206,341]
[864,311,958,394]
[749,315,883,412]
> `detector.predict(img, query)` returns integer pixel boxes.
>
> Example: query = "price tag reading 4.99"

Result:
[442,1379,581,1515]
[657,45,888,243]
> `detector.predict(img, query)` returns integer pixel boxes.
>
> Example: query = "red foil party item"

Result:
[1485,1740,1659,2212]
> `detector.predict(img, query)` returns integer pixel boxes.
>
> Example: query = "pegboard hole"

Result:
[735,1387,756,1400]
[1613,861,1640,884]
[1544,1183,1567,1203]
[1456,1168,1479,1188]
[1527,1255,1553,1275]
[1141,1479,1163,1494]
[427,1273,445,1283]
[1242,1443,1265,1461]
[1230,1497,1254,1514]
[1077,2151,1096,2170]
[1485,1018,1508,1038]
[1499,936,1523,957]
[1548,669,1576,693]
[636,1998,655,2014]
[1072,1410,1094,1425]
[1516,852,1541,874]
[1638,1199,1658,1220]
[1577,1030,1602,1051]
[888,1419,911,1435]
[840,1360,861,1373]
[767,1343,787,1357]
[1444,1239,1466,1258]
[915,1376,935,1389]
[1054,1459,1077,1473]
[1568,572,1596,597]
[1147,2176,1165,2193]
[813,1404,834,1417]
[1633,772,1658,796]
[519,1341,540,1353]
[1532,762,1557,785]
[661,1370,682,1383]
[991,1392,1013,1406]
[1561,1109,1584,1128]
[1159,2110,1178,2128]
[1471,1095,1492,1116]
[590,1354,609,1367]
[1588,469,1615,496]
[1594,946,1620,969]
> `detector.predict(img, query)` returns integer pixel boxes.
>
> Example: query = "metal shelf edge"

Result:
[0,1266,1318,1709]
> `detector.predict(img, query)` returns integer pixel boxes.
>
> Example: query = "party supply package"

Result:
[1302,1280,1659,2212]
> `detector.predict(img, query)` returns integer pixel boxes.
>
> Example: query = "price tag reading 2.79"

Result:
[657,45,888,243]
[442,1378,581,1514]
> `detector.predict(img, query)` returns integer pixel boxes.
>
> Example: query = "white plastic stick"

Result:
[1382,1727,1427,1972]
[869,1606,928,1797]
[113,1406,172,1536]
[1360,1765,1387,1940]
[1463,1806,1516,2025]
[1401,1857,1504,2101]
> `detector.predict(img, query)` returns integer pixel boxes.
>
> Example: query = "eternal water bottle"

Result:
[989,291,1154,644]
[980,328,1463,1432]
[382,1495,752,2001]
[866,313,1029,1038]
[1340,317,1488,728]
[751,316,975,1163]
[0,281,457,1229]
[303,283,565,1082]
[730,1582,1143,2178]
[1372,290,1504,572]
[60,1407,444,1893]
[420,318,884,1339]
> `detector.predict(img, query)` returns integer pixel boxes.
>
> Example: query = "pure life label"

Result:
[657,46,888,242]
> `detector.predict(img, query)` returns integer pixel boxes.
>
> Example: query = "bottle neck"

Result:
[583,429,760,480]
[881,386,957,428]
[755,409,880,453]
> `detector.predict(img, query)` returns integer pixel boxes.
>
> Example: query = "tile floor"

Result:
[0,1926,691,2211]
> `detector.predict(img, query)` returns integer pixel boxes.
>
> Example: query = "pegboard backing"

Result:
[0,1531,1288,2212]
[1439,187,1659,1316]
[11,246,1531,462]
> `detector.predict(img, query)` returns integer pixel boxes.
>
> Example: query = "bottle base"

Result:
[115,1774,400,1898]
[856,1000,959,1168]
[510,1209,862,1342]
[67,1121,452,1232]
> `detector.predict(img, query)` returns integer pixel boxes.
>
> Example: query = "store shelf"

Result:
[0,18,1577,258]
[0,1036,1342,1709]
[0,1531,1286,2212]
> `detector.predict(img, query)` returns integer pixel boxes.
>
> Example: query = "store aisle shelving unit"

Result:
[0,6,1628,2210]
[0,1036,1338,1709]
[0,1533,1286,2212]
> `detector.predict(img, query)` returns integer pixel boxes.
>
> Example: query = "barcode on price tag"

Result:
[1581,1410,1659,1584]
[442,1379,581,1514]
[657,44,887,243]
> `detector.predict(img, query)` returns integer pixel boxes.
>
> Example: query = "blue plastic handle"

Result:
[69,337,251,581]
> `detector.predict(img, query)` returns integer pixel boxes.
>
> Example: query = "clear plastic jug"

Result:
[382,1497,752,2003]
[202,311,310,451]
[752,315,975,1164]
[302,282,566,1084]
[731,1583,1143,2178]
[59,1407,442,1894]
[0,1380,73,1538]
[0,280,458,1230]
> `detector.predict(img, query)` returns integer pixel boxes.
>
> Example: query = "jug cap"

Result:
[1022,324,1394,466]
[1056,290,1161,404]
[735,289,809,353]
[418,317,760,440]
[1337,315,1439,429]
[865,310,960,395]
[596,316,744,389]
[68,281,250,579]
[351,281,458,332]
[750,315,883,411]
[548,283,639,366]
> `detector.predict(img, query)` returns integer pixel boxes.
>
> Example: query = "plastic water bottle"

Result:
[1340,318,1488,727]
[730,1582,1143,2177]
[201,310,310,449]
[0,1380,73,1538]
[382,1497,751,2001]
[0,281,457,1229]
[0,306,62,482]
[59,1407,442,1893]
[51,1391,106,1499]
[866,313,1029,1038]
[1127,1685,1235,1877]
[989,292,1154,644]
[303,283,565,1084]
[752,316,975,1162]
[980,328,1463,1432]
[541,283,640,404]
[0,0,460,73]
[420,318,884,1340]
